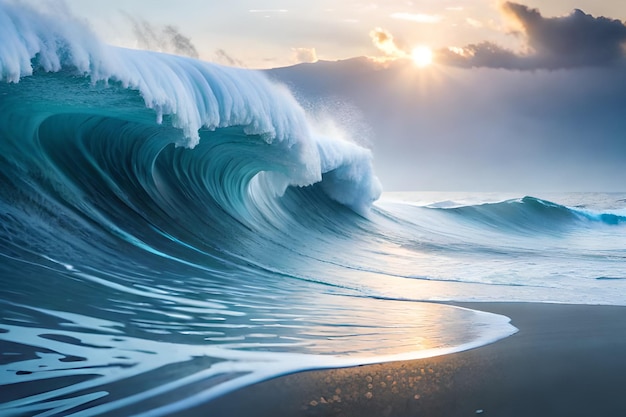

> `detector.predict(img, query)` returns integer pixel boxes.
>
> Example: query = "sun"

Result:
[411,46,433,67]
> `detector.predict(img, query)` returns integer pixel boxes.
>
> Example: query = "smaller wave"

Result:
[431,196,626,232]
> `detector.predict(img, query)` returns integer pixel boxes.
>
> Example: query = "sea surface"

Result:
[1,3,625,416]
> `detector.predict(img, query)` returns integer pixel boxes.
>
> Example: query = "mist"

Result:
[268,59,626,192]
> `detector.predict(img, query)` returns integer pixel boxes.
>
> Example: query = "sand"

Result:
[201,302,626,417]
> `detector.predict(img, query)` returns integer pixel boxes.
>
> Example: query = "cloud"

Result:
[465,18,483,28]
[439,2,626,70]
[390,13,442,24]
[369,27,408,60]
[125,15,198,58]
[437,42,527,69]
[292,47,318,64]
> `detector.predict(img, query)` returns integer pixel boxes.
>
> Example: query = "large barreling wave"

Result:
[0,2,519,416]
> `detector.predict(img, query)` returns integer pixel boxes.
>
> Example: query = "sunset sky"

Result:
[60,0,626,69]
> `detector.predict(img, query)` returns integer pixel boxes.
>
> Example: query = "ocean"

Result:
[1,3,625,416]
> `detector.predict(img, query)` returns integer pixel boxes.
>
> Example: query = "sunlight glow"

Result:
[411,46,433,67]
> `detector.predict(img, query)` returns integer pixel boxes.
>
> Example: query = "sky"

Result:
[51,1,626,191]
[60,0,626,69]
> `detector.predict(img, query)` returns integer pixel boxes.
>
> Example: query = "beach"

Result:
[205,303,626,417]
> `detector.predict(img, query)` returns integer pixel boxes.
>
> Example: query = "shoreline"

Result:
[200,302,626,417]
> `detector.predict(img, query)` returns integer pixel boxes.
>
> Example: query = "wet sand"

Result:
[202,303,626,417]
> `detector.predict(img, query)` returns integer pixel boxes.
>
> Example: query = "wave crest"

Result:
[0,1,381,216]
[435,196,626,231]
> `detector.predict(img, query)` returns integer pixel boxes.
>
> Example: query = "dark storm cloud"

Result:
[437,41,529,69]
[439,2,626,70]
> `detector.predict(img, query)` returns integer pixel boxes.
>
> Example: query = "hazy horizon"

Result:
[268,58,626,192]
